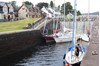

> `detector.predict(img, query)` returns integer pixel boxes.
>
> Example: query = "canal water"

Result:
[1,42,88,66]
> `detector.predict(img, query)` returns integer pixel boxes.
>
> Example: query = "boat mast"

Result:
[55,0,59,32]
[53,0,55,34]
[64,0,66,29]
[87,0,90,35]
[64,0,65,24]
[72,0,77,47]
[75,0,77,44]
[63,0,66,33]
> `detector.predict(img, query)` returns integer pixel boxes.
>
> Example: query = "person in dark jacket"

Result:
[75,46,80,57]
[75,43,83,57]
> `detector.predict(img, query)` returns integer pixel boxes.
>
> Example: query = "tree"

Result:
[37,2,48,9]
[10,1,18,11]
[61,2,73,15]
[10,1,16,6]
[10,1,18,17]
[24,1,33,5]
[50,1,54,8]
[77,10,81,16]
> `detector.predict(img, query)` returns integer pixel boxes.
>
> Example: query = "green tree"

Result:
[77,10,81,16]
[10,1,16,6]
[50,1,54,8]
[10,1,18,11]
[37,2,48,9]
[61,2,73,15]
[24,1,33,5]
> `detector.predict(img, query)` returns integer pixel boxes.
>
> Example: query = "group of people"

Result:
[27,23,34,28]
[23,23,34,29]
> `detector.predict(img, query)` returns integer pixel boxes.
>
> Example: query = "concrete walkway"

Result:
[81,17,99,66]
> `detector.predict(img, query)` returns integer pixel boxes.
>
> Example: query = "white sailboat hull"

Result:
[53,31,72,43]
[81,34,89,42]
[65,50,85,64]
[54,34,80,43]
[54,37,72,43]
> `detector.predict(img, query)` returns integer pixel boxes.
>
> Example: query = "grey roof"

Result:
[0,11,4,13]
[0,2,13,7]
[6,3,11,7]
[0,2,6,7]
[13,6,19,12]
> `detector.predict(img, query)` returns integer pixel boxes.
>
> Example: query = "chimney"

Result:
[22,2,25,5]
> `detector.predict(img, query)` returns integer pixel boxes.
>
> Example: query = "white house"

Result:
[0,2,7,21]
[18,3,30,19]
[18,2,41,19]
[0,2,15,21]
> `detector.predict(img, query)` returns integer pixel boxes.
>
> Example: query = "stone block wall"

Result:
[0,30,45,59]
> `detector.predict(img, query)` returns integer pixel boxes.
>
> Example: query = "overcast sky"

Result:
[0,0,99,13]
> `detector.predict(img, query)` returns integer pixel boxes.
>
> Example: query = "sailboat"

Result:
[79,3,90,42]
[78,20,89,42]
[77,20,89,42]
[63,0,86,66]
[53,0,73,43]
[80,33,89,42]
[53,27,72,43]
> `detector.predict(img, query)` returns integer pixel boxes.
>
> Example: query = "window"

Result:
[0,7,3,12]
[8,7,9,13]
[36,9,38,13]
[26,14,28,17]
[22,8,25,10]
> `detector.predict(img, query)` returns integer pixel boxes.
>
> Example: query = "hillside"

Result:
[82,11,99,15]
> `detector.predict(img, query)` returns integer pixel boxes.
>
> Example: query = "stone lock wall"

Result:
[0,30,45,59]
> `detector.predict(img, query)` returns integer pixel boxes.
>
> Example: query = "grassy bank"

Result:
[0,18,39,32]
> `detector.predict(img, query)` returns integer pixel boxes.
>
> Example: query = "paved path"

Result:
[81,17,99,66]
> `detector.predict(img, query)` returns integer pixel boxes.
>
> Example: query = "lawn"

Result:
[0,18,39,32]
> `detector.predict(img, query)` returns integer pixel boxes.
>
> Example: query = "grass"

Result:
[0,18,39,32]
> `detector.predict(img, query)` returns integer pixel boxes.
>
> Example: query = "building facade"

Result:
[18,2,41,19]
[0,2,15,21]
